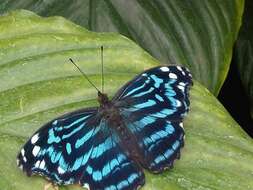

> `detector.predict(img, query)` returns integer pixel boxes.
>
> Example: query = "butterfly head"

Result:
[97,91,110,107]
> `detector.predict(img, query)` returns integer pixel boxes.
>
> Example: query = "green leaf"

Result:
[0,10,253,190]
[0,0,245,95]
[235,0,253,119]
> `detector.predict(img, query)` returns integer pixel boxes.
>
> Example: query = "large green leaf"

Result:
[0,10,253,190]
[0,0,245,95]
[235,0,253,119]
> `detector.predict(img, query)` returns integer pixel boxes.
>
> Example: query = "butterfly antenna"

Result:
[101,46,104,93]
[69,58,101,93]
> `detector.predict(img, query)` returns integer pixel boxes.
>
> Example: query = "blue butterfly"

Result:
[17,65,192,190]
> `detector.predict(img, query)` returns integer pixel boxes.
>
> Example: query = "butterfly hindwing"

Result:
[79,120,144,190]
[114,65,192,172]
[17,109,144,190]
[122,118,184,172]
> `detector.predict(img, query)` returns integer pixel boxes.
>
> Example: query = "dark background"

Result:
[218,56,253,138]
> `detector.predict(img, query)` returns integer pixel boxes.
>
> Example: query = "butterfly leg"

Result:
[44,182,59,190]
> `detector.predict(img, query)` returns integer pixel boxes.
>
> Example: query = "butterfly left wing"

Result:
[17,108,98,184]
[113,65,192,172]
[17,108,144,190]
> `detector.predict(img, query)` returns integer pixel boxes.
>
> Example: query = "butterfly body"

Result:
[97,92,144,165]
[17,65,192,190]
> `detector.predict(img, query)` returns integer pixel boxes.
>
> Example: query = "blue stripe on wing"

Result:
[17,109,144,190]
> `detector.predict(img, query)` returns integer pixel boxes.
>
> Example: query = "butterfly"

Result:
[17,65,192,190]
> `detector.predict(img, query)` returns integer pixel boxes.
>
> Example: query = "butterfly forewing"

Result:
[114,66,192,121]
[17,109,97,183]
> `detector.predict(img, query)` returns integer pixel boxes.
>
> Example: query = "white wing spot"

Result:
[39,159,45,169]
[169,73,177,79]
[58,166,65,174]
[32,145,40,157]
[178,85,185,92]
[176,100,182,107]
[179,82,186,86]
[182,71,186,76]
[83,183,90,190]
[176,66,183,71]
[35,160,41,168]
[160,67,170,72]
[23,156,27,163]
[31,133,39,144]
[21,149,25,156]
[179,122,184,129]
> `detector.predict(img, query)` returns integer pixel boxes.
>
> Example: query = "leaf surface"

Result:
[0,0,245,95]
[0,10,252,190]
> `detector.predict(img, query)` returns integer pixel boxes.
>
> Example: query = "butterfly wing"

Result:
[17,108,144,190]
[113,65,192,172]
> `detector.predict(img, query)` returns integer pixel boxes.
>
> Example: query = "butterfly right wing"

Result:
[17,108,144,190]
[113,66,192,173]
